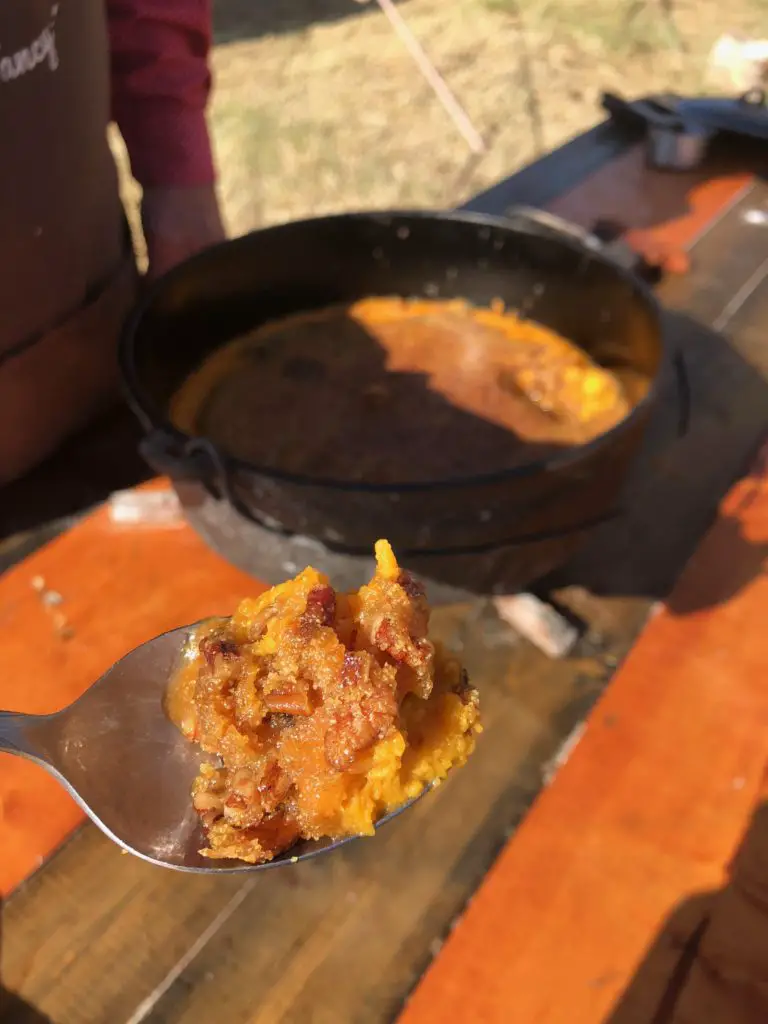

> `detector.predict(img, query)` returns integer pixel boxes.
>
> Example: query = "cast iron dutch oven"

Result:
[120,207,673,599]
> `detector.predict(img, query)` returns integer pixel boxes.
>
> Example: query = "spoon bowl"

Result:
[0,623,423,872]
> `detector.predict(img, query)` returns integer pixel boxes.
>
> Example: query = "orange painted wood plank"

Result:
[624,172,752,260]
[0,482,264,896]
[398,443,768,1024]
[549,143,752,245]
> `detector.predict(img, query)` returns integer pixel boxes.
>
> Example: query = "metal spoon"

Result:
[0,623,421,873]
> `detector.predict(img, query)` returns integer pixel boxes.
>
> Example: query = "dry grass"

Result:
[116,0,768,240]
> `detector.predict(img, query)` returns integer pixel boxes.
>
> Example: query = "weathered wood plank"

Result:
[1,827,247,1024]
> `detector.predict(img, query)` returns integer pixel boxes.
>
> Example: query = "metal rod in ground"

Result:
[365,0,486,154]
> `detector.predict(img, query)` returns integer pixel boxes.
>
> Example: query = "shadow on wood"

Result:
[0,901,53,1024]
[607,800,768,1024]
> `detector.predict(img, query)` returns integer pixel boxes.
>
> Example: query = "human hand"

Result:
[141,184,226,281]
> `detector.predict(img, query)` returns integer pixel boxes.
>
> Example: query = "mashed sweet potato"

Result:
[167,541,481,863]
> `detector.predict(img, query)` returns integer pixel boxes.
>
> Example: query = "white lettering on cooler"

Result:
[0,5,60,85]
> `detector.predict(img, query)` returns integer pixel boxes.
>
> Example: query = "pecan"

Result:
[360,683,398,731]
[374,617,432,671]
[240,813,301,851]
[259,761,292,814]
[193,790,224,814]
[263,687,312,716]
[199,634,240,667]
[301,584,337,629]
[397,570,426,600]
[325,673,397,770]
[223,792,265,828]
[230,768,259,802]
[199,810,222,831]
[373,618,404,659]
[325,712,379,771]
[340,651,370,689]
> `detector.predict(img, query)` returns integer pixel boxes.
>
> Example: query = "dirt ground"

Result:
[116,0,768,244]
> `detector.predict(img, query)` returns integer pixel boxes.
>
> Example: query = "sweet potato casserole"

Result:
[167,541,481,863]
[170,297,635,483]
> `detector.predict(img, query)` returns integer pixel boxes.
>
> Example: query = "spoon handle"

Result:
[0,711,34,757]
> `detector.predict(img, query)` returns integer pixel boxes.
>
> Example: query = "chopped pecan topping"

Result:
[199,634,240,667]
[373,618,406,661]
[302,584,337,629]
[325,712,379,771]
[325,663,397,770]
[169,541,479,865]
[259,762,292,814]
[340,651,370,688]
[263,687,313,716]
[397,570,426,600]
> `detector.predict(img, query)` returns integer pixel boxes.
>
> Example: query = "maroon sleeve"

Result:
[107,0,216,187]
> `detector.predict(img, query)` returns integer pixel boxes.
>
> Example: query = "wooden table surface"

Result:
[400,443,768,1024]
[2,118,768,1024]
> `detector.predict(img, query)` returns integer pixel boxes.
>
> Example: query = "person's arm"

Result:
[107,0,225,278]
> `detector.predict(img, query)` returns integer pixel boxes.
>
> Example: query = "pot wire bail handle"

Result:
[138,431,295,536]
[184,437,295,537]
